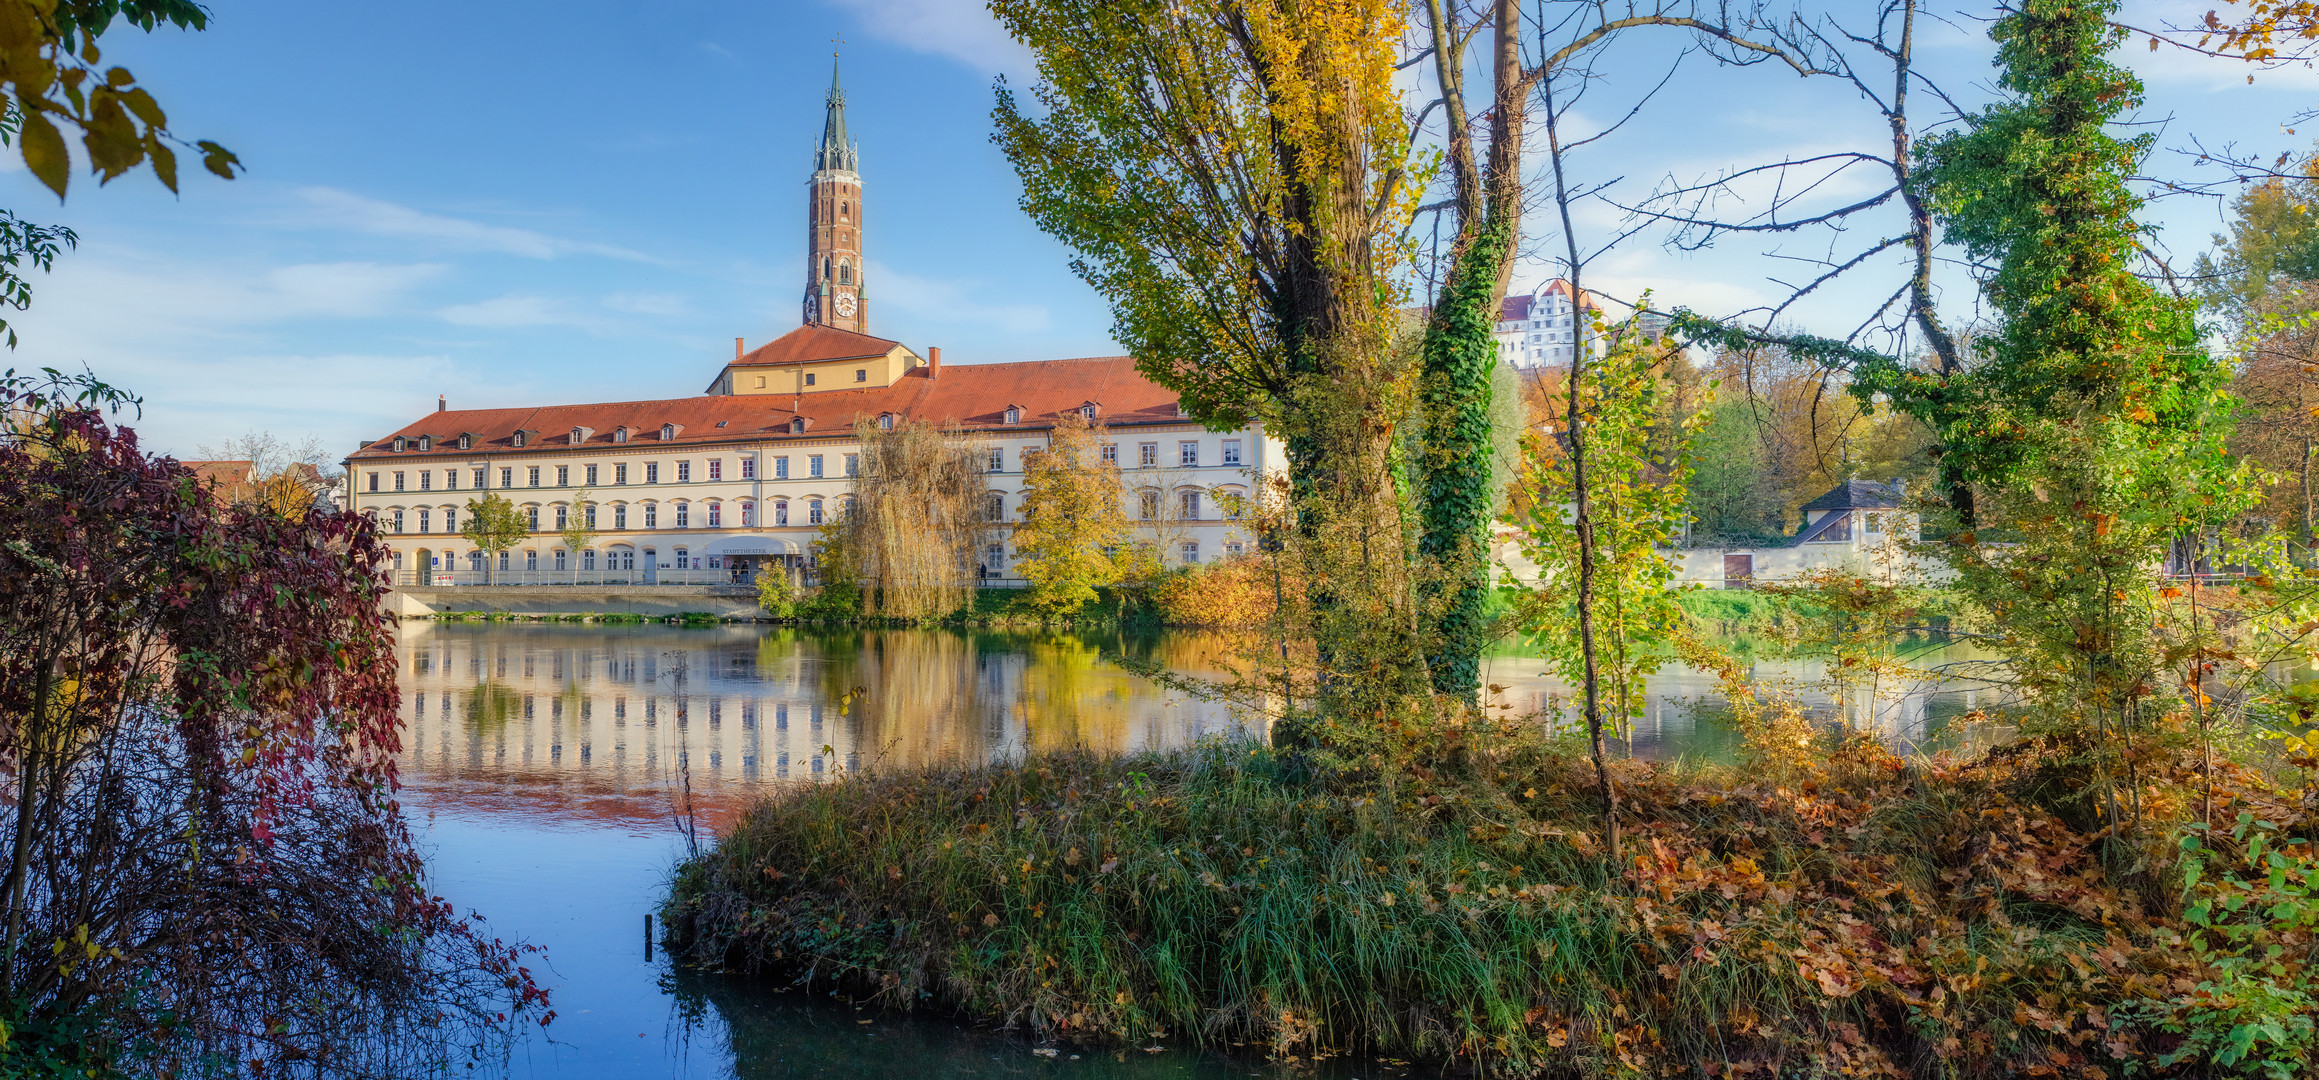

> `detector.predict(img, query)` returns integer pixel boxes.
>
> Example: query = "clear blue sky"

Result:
[2,0,2305,459]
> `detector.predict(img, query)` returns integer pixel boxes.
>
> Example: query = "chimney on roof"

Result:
[927,346,941,379]
[735,337,744,361]
[437,394,446,412]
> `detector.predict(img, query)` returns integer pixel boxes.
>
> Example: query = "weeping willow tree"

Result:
[826,419,989,621]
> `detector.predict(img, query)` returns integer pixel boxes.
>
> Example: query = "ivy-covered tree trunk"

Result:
[1417,217,1513,697]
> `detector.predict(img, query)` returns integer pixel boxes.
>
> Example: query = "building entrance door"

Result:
[415,548,434,587]
[642,548,657,585]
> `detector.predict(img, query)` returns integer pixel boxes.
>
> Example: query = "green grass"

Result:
[663,735,2236,1076]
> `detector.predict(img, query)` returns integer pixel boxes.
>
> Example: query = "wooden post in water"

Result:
[644,913,653,961]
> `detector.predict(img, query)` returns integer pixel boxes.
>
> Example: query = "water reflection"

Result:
[396,623,2002,1079]
[397,624,1259,825]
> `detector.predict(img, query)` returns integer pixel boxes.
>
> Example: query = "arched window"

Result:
[840,200,849,217]
[984,492,1004,522]
[838,260,853,285]
[821,256,830,281]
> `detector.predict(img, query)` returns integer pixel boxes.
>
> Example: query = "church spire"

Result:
[815,57,857,173]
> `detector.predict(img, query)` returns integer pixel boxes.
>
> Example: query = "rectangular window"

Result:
[1139,491,1159,520]
[740,502,753,526]
[774,456,790,479]
[1226,540,1245,558]
[445,470,457,491]
[643,504,656,528]
[418,508,431,533]
[525,550,537,571]
[614,463,628,485]
[1181,490,1201,519]
[614,505,627,529]
[526,507,538,531]
[844,453,858,477]
[645,462,659,484]
[775,501,789,526]
[985,543,1004,568]
[740,458,755,480]
[392,509,404,532]
[809,455,824,478]
[367,472,379,493]
[804,373,816,386]
[473,468,486,488]
[676,461,691,483]
[1222,439,1243,466]
[585,464,598,485]
[1138,443,1158,468]
[1180,541,1199,564]
[1100,444,1117,465]
[554,549,566,571]
[584,503,596,528]
[707,503,722,527]
[393,472,405,492]
[988,447,1004,472]
[500,467,513,488]
[419,471,431,491]
[708,459,722,481]
[675,503,689,528]
[555,506,568,530]
[808,500,823,525]
[499,551,510,571]
[556,466,569,487]
[854,369,866,382]
[1179,441,1199,466]
[582,549,595,571]
[527,467,540,487]
[444,507,457,532]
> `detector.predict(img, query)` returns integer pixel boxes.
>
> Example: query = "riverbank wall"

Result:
[387,585,761,620]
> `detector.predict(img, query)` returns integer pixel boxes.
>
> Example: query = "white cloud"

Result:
[436,294,604,331]
[288,187,662,263]
[822,0,1037,80]
[868,261,1051,333]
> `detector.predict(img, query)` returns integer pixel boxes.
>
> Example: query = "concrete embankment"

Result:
[388,585,761,619]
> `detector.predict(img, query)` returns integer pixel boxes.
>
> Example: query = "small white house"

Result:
[1493,480,1940,589]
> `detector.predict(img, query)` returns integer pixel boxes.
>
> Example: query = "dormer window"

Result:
[457,433,472,450]
[569,427,586,446]
[613,426,629,444]
[1004,405,1022,425]
[789,417,807,434]
[660,424,677,441]
[1080,402,1098,421]
[417,435,432,452]
[392,436,407,453]
[512,431,528,448]
[878,413,895,431]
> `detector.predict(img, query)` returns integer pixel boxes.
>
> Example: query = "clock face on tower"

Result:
[835,292,858,317]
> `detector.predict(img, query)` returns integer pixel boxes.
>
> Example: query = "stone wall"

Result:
[388,585,762,619]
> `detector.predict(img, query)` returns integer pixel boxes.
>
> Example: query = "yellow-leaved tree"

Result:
[1012,413,1130,617]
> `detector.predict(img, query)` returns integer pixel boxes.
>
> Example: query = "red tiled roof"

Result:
[349,357,1188,461]
[728,324,907,368]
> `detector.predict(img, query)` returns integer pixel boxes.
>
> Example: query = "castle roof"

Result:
[1799,479,1902,512]
[726,324,906,369]
[348,356,1191,462]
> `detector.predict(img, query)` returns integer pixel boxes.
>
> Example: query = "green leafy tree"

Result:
[1509,317,1698,751]
[992,0,1431,731]
[2193,159,2319,335]
[558,490,596,581]
[459,492,526,584]
[1014,414,1131,616]
[1865,0,2257,824]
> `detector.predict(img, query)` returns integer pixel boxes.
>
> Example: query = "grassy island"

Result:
[664,728,2313,1076]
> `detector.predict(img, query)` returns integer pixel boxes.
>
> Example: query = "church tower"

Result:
[803,59,865,333]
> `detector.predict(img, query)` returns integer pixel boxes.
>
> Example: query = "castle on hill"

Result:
[345,62,1277,588]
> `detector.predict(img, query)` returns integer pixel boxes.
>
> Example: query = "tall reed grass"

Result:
[665,731,2304,1075]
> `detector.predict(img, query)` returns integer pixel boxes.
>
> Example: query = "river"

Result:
[396,622,2001,1078]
